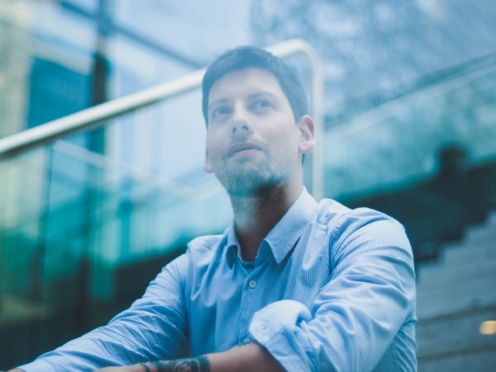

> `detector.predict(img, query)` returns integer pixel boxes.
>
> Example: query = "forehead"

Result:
[208,68,286,104]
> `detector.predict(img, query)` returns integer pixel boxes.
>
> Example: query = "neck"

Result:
[231,180,302,262]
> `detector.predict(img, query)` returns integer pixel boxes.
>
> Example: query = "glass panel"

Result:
[324,61,496,198]
[63,0,99,14]
[108,32,195,97]
[113,0,251,63]
[324,57,496,263]
[103,90,207,180]
[0,1,32,138]
[0,103,233,367]
[32,1,97,56]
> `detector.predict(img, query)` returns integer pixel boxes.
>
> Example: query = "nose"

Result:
[231,105,253,135]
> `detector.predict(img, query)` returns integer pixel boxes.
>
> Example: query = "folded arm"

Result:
[91,212,416,372]
[14,255,190,372]
[249,213,417,372]
[95,342,284,372]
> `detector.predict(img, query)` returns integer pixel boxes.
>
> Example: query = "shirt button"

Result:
[243,337,251,344]
[249,280,257,288]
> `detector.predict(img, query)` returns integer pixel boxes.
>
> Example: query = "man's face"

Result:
[204,68,313,197]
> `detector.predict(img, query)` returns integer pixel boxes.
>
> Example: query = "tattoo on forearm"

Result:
[141,355,211,372]
[140,363,152,372]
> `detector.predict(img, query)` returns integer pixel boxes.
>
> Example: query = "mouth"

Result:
[227,142,262,158]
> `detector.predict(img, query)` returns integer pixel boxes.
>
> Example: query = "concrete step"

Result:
[417,279,496,319]
[416,257,496,294]
[417,246,495,287]
[417,212,496,280]
[462,212,496,242]
[416,305,496,352]
[435,241,495,262]
[416,212,496,319]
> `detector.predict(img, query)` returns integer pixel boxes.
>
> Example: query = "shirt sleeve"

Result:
[18,254,190,372]
[249,210,416,372]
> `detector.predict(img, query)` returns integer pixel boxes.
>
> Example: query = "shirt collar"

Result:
[225,187,318,266]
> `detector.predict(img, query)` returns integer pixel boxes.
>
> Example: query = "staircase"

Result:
[416,212,496,371]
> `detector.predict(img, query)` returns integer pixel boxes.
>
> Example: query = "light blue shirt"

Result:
[20,188,417,371]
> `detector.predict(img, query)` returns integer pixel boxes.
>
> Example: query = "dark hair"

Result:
[201,46,308,125]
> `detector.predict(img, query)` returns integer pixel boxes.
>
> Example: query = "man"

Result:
[11,46,417,372]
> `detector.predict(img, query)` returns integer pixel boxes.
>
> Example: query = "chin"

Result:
[223,173,289,198]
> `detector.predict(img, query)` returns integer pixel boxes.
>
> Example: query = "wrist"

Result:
[134,363,150,372]
[207,342,283,372]
[137,356,211,372]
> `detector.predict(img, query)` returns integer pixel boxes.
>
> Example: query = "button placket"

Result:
[237,261,258,345]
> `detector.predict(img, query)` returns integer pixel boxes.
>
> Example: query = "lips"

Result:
[227,142,262,157]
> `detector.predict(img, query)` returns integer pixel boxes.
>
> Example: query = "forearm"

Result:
[103,342,284,372]
[208,342,284,372]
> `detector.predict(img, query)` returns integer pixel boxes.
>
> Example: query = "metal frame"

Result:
[61,0,204,69]
[0,39,324,199]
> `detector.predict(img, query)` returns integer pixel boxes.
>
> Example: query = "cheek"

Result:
[268,124,299,149]
[263,120,292,140]
[206,136,223,164]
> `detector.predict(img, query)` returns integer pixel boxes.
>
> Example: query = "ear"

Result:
[297,115,315,154]
[204,148,214,174]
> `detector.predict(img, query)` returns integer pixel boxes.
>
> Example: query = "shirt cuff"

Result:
[16,359,55,372]
[249,300,315,372]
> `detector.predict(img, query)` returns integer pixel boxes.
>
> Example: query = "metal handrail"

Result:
[0,39,323,199]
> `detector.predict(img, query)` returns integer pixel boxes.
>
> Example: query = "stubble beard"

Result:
[217,155,293,198]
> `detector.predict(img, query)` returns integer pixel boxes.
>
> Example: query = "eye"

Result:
[251,99,272,110]
[211,106,232,118]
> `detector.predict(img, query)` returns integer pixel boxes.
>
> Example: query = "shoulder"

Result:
[317,198,405,234]
[317,199,415,280]
[187,233,226,253]
[143,234,226,297]
[317,198,411,256]
[186,233,227,266]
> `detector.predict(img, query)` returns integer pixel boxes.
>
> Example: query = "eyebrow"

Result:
[208,91,278,110]
[247,91,278,101]
[208,98,231,110]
